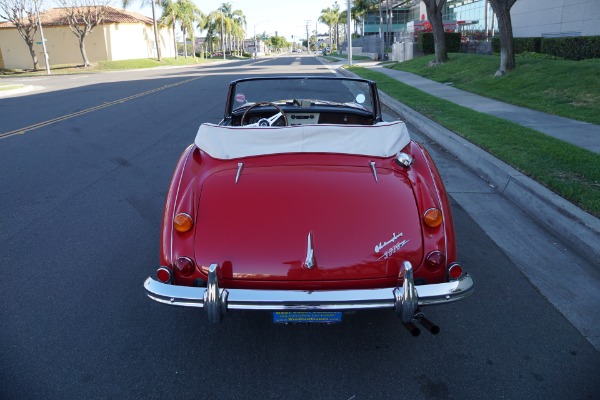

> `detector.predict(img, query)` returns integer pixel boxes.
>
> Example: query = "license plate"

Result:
[273,311,343,324]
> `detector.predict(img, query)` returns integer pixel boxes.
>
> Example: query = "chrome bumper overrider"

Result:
[144,262,474,323]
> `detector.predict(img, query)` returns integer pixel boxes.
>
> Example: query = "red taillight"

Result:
[425,251,446,271]
[448,263,464,280]
[175,256,195,276]
[157,267,172,283]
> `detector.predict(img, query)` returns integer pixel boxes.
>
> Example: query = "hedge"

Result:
[541,36,600,60]
[417,32,461,54]
[491,36,599,60]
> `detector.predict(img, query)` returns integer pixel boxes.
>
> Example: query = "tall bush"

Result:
[514,37,541,53]
[541,36,600,60]
[418,32,461,54]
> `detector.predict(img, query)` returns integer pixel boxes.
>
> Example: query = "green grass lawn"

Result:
[323,53,373,61]
[388,53,600,125]
[348,65,600,218]
[0,84,25,91]
[0,56,234,76]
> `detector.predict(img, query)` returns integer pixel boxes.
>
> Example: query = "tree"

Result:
[352,0,378,36]
[268,35,288,52]
[159,0,179,58]
[0,0,41,70]
[422,0,447,65]
[170,0,203,57]
[57,0,110,67]
[218,2,245,54]
[319,6,337,51]
[489,0,518,76]
[122,0,161,60]
[204,3,245,55]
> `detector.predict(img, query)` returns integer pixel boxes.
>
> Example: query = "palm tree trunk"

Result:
[172,11,177,59]
[151,0,161,61]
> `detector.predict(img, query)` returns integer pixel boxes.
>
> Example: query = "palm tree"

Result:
[225,4,246,55]
[180,0,204,57]
[319,7,337,52]
[123,0,162,60]
[160,0,205,58]
[352,0,378,36]
[204,3,245,55]
[159,0,179,58]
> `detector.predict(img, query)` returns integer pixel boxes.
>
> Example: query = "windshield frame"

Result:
[223,76,382,123]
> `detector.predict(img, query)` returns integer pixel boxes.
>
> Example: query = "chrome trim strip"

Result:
[144,266,474,322]
[169,145,194,264]
[304,232,315,269]
[235,162,244,184]
[417,145,448,259]
[370,161,378,183]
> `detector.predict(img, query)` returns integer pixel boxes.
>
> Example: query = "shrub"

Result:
[541,36,600,60]
[492,37,541,54]
[417,32,462,54]
[516,51,563,60]
[492,37,500,53]
[514,37,541,53]
[417,32,435,54]
[446,32,461,52]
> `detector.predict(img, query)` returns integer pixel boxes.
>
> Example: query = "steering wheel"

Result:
[240,102,288,127]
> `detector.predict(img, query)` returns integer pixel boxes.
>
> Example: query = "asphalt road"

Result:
[1,55,599,400]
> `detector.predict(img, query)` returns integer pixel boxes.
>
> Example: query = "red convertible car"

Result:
[144,76,474,335]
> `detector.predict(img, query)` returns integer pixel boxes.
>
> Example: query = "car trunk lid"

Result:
[194,163,423,282]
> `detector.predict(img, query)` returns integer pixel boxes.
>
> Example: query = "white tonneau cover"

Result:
[194,121,410,160]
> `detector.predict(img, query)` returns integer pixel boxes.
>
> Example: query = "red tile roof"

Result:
[0,6,153,28]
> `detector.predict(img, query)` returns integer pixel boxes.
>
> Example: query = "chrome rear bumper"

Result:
[144,261,474,323]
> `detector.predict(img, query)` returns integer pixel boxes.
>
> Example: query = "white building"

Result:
[0,6,175,70]
[510,0,600,37]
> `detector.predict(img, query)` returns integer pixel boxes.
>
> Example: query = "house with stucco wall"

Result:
[0,6,174,69]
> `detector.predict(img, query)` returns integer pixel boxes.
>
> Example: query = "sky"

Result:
[135,0,343,42]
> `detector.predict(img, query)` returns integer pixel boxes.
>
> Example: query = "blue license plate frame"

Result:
[272,311,343,324]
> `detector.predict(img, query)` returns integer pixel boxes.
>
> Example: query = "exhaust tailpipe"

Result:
[417,315,440,335]
[402,321,421,337]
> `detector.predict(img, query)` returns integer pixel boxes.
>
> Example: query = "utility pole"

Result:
[305,20,311,53]
[34,0,50,75]
[221,8,225,60]
[347,0,352,65]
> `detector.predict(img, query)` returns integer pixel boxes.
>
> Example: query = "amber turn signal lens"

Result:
[173,213,193,232]
[423,208,443,228]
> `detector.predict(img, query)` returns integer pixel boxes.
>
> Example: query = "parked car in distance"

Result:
[144,76,474,335]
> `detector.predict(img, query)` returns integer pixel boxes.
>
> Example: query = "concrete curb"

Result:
[382,90,600,267]
[0,85,43,97]
[338,66,600,266]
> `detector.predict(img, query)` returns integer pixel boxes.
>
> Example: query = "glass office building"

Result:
[361,0,600,39]
[363,1,495,39]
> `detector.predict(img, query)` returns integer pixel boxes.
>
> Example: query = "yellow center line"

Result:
[0,76,203,140]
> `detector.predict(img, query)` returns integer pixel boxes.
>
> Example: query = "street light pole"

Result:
[34,0,50,75]
[305,20,311,53]
[347,0,352,66]
[253,24,257,59]
[253,21,267,59]
[221,8,226,60]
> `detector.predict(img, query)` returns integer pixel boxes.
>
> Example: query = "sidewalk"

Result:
[335,59,600,267]
[361,61,600,154]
